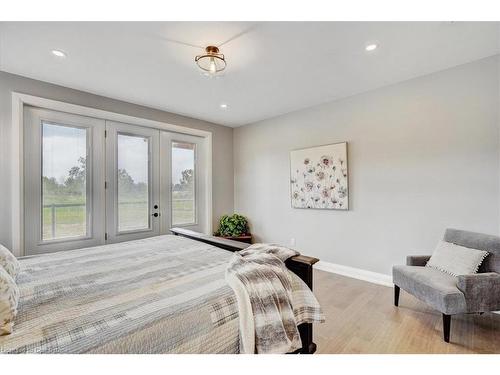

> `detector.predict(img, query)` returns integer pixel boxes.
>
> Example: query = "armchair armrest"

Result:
[406,255,431,266]
[457,273,500,313]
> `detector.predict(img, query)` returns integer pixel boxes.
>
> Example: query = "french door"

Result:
[105,121,160,243]
[24,107,208,255]
[24,107,106,254]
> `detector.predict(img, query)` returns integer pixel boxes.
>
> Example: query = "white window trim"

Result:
[11,92,213,256]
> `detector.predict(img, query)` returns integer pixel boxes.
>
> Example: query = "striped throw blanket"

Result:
[226,244,324,354]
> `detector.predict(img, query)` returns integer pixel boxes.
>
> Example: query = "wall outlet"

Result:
[290,238,296,247]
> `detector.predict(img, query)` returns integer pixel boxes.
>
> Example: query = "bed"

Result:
[0,229,319,354]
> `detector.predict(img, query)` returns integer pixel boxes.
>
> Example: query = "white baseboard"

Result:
[314,260,393,287]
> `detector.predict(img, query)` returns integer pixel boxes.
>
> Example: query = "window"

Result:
[23,103,208,255]
[117,133,151,232]
[171,142,196,225]
[41,122,88,240]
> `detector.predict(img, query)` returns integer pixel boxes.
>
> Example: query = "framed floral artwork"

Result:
[290,142,348,210]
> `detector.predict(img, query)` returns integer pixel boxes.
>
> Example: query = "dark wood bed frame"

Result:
[170,227,319,354]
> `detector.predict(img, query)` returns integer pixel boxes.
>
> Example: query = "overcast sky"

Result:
[43,124,86,184]
[43,124,193,185]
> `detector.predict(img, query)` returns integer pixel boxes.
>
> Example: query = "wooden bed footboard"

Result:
[170,227,319,354]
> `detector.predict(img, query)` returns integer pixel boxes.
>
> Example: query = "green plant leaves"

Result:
[214,213,249,237]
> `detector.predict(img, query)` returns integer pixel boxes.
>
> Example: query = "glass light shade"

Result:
[195,46,226,76]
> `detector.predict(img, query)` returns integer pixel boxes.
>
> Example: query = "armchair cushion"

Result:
[426,241,489,277]
[393,265,466,315]
[457,273,500,313]
[406,255,431,267]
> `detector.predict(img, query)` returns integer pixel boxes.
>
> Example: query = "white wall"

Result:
[234,56,500,276]
[0,71,234,250]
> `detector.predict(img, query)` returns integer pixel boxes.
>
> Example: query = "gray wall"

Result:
[234,56,500,275]
[0,71,234,249]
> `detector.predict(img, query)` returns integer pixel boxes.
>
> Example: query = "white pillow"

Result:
[0,244,20,279]
[426,241,489,277]
[0,266,20,335]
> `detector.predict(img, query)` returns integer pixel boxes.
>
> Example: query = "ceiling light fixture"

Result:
[365,43,378,52]
[195,46,226,77]
[220,103,228,109]
[51,49,67,58]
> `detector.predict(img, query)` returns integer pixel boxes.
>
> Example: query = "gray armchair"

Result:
[392,228,500,343]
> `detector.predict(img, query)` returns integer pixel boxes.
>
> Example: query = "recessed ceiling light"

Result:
[51,49,67,58]
[365,44,378,52]
[220,103,228,109]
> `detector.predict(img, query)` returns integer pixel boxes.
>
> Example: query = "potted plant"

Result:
[214,214,252,244]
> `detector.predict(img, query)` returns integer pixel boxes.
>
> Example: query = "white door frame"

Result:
[11,92,213,256]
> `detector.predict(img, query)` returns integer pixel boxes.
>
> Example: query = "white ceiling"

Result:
[1,22,499,127]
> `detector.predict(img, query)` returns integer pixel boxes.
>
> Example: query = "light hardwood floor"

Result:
[313,270,500,353]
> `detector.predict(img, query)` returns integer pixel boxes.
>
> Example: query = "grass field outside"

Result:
[42,191,194,240]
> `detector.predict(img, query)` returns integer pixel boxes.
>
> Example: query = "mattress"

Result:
[0,235,240,353]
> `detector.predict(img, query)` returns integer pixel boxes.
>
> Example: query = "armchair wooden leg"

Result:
[442,314,451,343]
[394,285,400,307]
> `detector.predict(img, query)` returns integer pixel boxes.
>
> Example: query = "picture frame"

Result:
[290,142,348,210]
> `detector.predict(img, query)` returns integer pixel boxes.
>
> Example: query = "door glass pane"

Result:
[172,142,196,225]
[42,122,88,240]
[117,134,150,231]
